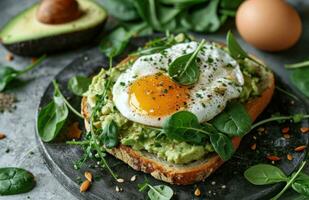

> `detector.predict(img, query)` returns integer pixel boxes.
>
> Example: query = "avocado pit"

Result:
[36,0,82,24]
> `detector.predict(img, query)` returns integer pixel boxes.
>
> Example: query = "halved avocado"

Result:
[0,0,107,56]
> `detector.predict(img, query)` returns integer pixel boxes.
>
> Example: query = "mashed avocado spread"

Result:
[84,44,268,165]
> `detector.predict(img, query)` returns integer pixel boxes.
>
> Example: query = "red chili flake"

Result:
[300,127,309,134]
[267,155,281,161]
[294,145,306,152]
[281,127,289,134]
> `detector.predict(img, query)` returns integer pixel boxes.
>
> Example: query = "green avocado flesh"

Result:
[85,52,268,164]
[0,0,107,44]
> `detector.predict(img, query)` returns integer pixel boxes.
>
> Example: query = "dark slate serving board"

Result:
[35,36,308,200]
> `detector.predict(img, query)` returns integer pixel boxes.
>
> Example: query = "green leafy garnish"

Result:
[244,164,288,185]
[38,81,83,142]
[290,67,309,97]
[100,27,131,58]
[68,76,91,96]
[100,120,119,148]
[211,102,252,137]
[138,179,173,200]
[168,39,205,85]
[244,161,308,200]
[0,55,46,91]
[0,167,36,195]
[226,31,263,67]
[209,131,234,161]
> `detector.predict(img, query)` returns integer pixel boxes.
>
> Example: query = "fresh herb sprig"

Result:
[244,161,309,200]
[138,179,173,200]
[0,55,46,91]
[37,80,83,142]
[168,39,205,85]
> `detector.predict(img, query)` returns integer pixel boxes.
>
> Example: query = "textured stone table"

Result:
[0,0,308,200]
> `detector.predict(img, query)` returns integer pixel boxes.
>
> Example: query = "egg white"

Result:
[112,41,244,127]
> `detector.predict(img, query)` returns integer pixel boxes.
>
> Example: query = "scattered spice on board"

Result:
[5,53,14,61]
[250,143,256,150]
[80,180,91,192]
[287,154,293,161]
[84,171,92,182]
[294,145,306,152]
[281,127,289,134]
[0,132,6,140]
[0,92,16,112]
[194,187,201,196]
[300,127,309,134]
[267,155,281,161]
[283,134,290,139]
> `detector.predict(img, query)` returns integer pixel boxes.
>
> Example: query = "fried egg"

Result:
[112,41,244,127]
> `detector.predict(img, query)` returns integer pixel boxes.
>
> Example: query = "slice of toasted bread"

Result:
[81,55,275,185]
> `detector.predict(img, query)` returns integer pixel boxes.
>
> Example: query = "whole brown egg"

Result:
[236,0,302,52]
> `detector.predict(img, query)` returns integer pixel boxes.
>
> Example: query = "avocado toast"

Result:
[81,34,275,185]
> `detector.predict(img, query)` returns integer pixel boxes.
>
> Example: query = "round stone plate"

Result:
[35,36,308,200]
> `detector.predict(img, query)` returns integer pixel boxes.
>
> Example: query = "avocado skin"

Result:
[2,21,105,56]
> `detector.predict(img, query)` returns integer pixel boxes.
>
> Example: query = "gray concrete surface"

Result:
[0,0,308,200]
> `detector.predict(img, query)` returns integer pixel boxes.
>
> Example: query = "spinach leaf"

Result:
[101,120,119,148]
[290,67,309,97]
[220,0,243,10]
[0,168,36,195]
[102,0,139,21]
[148,185,173,200]
[244,164,288,185]
[37,81,68,142]
[100,27,131,58]
[211,102,252,137]
[0,55,46,91]
[292,172,309,196]
[162,111,206,144]
[226,31,249,60]
[168,39,205,85]
[209,132,234,161]
[132,0,162,30]
[68,76,91,96]
[138,180,173,200]
[187,0,220,32]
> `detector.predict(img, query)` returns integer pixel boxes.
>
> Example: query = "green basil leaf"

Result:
[102,120,119,148]
[0,67,19,91]
[163,111,206,144]
[68,76,91,96]
[168,40,205,85]
[290,67,309,97]
[148,185,173,200]
[37,82,68,142]
[209,132,234,161]
[211,102,252,137]
[244,164,288,185]
[102,0,139,21]
[226,31,249,60]
[292,172,309,196]
[0,167,36,195]
[100,27,131,58]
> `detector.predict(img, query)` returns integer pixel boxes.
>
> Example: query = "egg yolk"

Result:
[128,73,190,117]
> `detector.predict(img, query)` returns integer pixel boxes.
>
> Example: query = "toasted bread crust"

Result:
[81,56,275,185]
